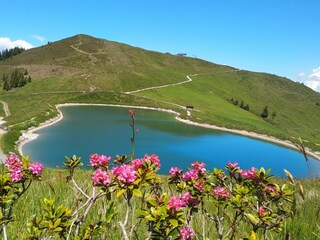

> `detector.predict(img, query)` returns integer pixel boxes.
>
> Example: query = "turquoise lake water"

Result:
[22,106,320,178]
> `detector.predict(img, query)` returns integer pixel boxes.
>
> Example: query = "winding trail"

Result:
[70,38,97,64]
[124,74,197,94]
[124,69,240,94]
[0,101,10,117]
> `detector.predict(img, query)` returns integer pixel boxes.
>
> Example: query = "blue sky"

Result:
[1,0,320,91]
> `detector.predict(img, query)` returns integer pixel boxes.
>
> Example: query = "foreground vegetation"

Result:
[0,34,319,154]
[1,154,320,239]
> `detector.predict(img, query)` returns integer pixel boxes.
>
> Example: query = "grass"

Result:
[3,167,319,239]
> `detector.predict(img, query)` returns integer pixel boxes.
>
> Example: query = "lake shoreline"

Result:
[17,103,320,161]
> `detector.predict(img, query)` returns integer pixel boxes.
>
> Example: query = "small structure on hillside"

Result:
[186,105,194,110]
[176,53,187,57]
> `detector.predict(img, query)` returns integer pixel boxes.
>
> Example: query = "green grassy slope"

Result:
[137,71,320,149]
[0,34,319,153]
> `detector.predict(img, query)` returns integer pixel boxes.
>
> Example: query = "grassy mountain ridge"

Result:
[0,34,319,153]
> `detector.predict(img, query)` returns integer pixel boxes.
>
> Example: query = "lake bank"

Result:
[17,103,320,162]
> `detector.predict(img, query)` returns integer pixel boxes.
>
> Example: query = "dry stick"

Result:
[119,192,131,240]
[71,178,90,198]
[2,223,7,240]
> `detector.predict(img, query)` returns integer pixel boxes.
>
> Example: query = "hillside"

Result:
[0,34,319,153]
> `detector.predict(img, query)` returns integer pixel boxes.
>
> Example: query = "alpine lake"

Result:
[22,105,320,178]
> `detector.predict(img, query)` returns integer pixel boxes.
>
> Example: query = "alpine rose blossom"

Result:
[143,154,161,168]
[167,196,183,211]
[179,226,195,240]
[182,170,198,181]
[112,164,137,184]
[191,161,206,174]
[258,207,266,217]
[194,179,206,192]
[10,169,23,182]
[131,159,144,170]
[5,153,23,182]
[28,162,43,175]
[5,153,23,170]
[213,187,229,199]
[240,167,256,179]
[169,167,182,176]
[92,169,111,186]
[90,154,111,167]
[181,192,199,206]
[227,161,239,168]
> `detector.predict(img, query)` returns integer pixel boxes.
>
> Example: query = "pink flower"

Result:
[182,170,198,181]
[10,169,23,182]
[227,161,239,168]
[191,161,206,174]
[213,187,229,199]
[266,185,276,193]
[179,226,195,240]
[167,196,183,211]
[5,153,23,170]
[194,179,205,192]
[89,154,111,167]
[112,164,137,184]
[169,167,182,176]
[240,167,256,179]
[258,207,266,217]
[5,153,23,182]
[143,154,161,168]
[92,168,111,186]
[181,192,199,207]
[128,109,135,120]
[131,159,144,170]
[28,162,43,175]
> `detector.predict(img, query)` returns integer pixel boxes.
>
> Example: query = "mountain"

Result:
[0,34,319,152]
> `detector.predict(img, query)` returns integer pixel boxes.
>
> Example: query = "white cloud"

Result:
[0,37,33,51]
[31,35,46,42]
[296,72,305,82]
[297,72,305,78]
[305,66,320,92]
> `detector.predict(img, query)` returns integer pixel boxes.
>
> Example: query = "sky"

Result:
[1,0,320,92]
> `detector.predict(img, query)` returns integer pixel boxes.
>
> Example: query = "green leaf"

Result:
[148,198,158,207]
[116,189,126,198]
[53,219,61,228]
[53,227,63,232]
[250,231,257,240]
[169,218,179,228]
[105,202,117,223]
[133,188,142,197]
[245,213,259,225]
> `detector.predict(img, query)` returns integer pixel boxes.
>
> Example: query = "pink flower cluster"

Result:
[258,207,266,217]
[131,158,144,170]
[191,161,206,174]
[89,153,111,167]
[169,167,182,176]
[167,192,199,211]
[181,191,199,207]
[143,154,161,168]
[213,187,229,199]
[92,168,111,186]
[227,161,239,168]
[240,167,256,179]
[28,162,43,175]
[182,161,206,181]
[167,196,183,211]
[179,226,195,240]
[112,164,137,184]
[5,154,23,182]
